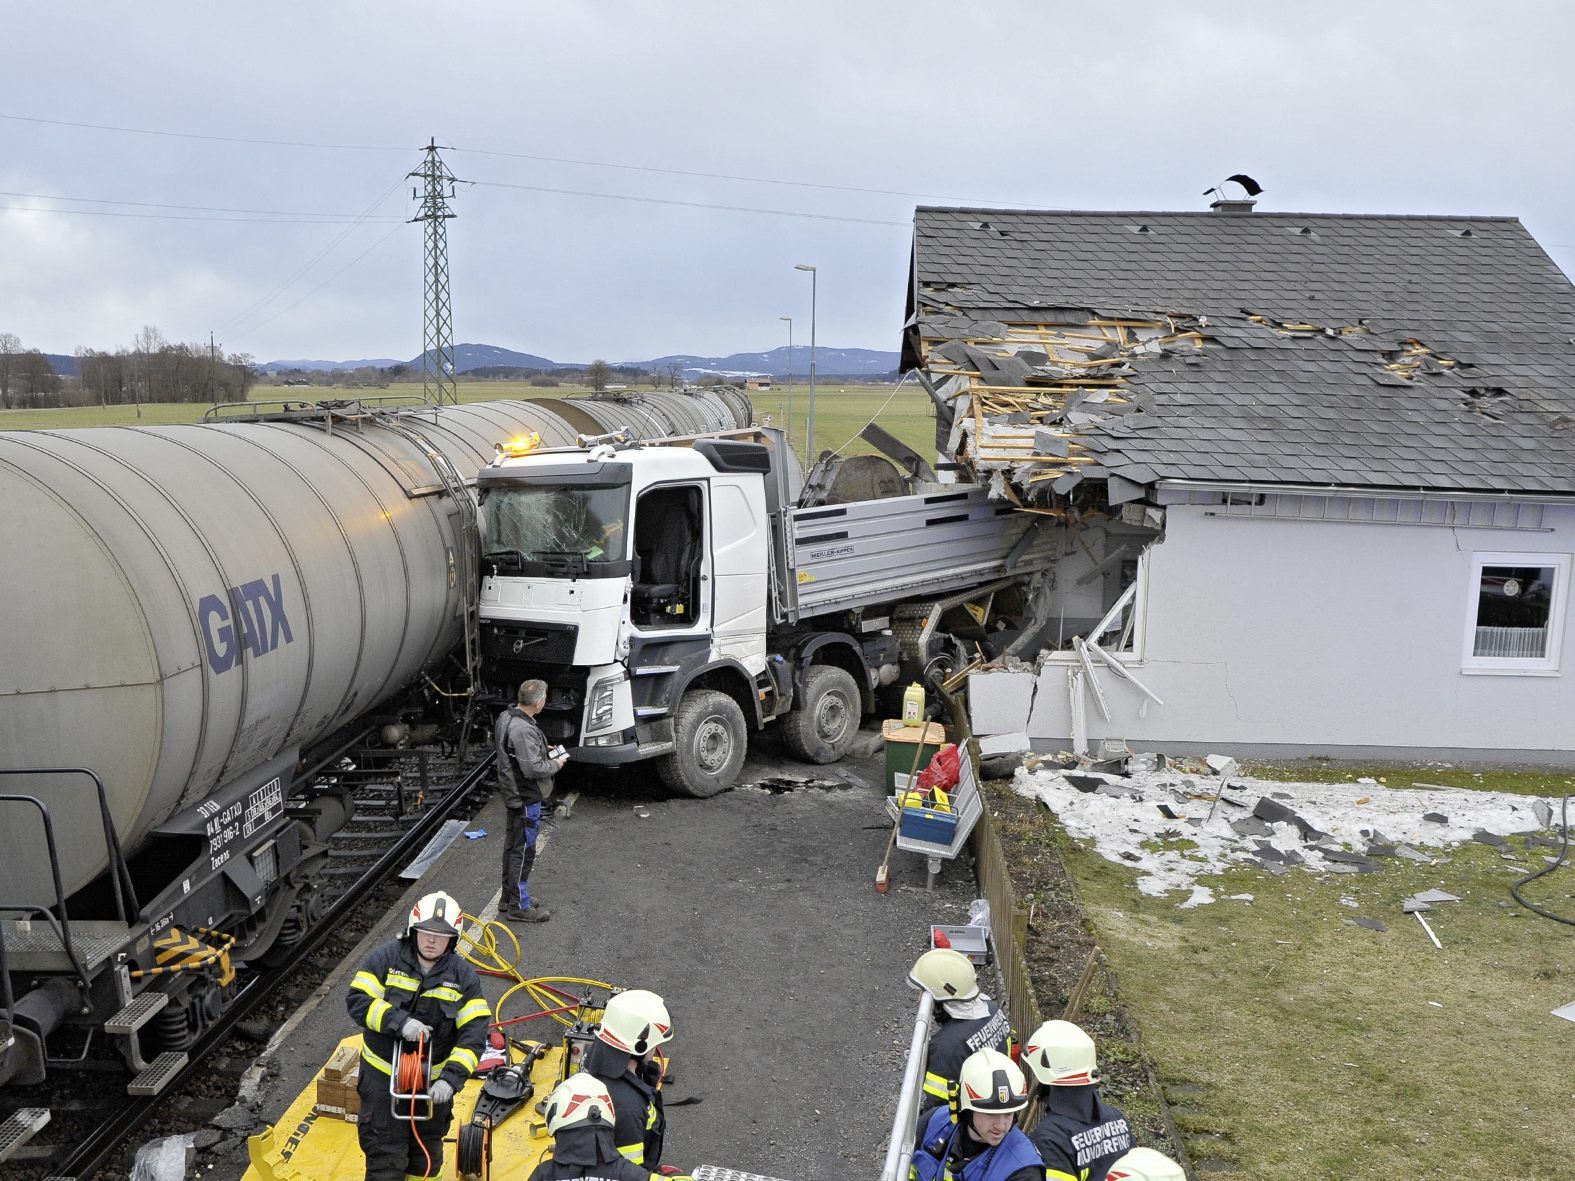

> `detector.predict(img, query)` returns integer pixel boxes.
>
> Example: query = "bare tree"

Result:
[585,359,612,394]
[666,361,684,390]
[0,331,20,410]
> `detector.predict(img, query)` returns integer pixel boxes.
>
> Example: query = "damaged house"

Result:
[904,198,1575,762]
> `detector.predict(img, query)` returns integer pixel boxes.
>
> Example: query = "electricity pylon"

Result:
[408,140,462,405]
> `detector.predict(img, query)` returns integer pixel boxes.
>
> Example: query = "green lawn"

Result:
[1024,765,1575,1178]
[0,380,938,470]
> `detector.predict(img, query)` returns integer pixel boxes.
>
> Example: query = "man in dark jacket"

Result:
[583,989,672,1169]
[346,890,491,1181]
[529,1073,691,1181]
[909,948,1015,1123]
[495,679,567,923]
[1022,1019,1133,1181]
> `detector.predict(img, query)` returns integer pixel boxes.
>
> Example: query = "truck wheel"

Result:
[781,665,861,764]
[657,690,747,798]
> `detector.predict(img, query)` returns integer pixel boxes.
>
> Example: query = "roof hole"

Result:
[1128,224,1154,234]
[970,220,1010,238]
[1455,228,1476,238]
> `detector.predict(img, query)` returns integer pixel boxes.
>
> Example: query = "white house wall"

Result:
[976,493,1575,761]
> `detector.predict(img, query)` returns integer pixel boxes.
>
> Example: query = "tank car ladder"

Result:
[374,413,483,751]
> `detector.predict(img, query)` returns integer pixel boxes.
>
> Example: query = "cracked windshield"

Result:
[480,484,628,569]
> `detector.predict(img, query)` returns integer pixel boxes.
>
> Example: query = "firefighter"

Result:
[1105,1148,1186,1181]
[1021,1019,1133,1181]
[583,989,673,1169]
[346,890,491,1181]
[909,948,1014,1119]
[496,678,568,923]
[910,1047,1043,1181]
[528,1073,692,1181]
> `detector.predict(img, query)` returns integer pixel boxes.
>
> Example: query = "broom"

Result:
[877,723,932,892]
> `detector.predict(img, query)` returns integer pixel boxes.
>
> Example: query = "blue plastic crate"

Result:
[899,805,958,844]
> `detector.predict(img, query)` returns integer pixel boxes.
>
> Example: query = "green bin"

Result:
[883,718,947,793]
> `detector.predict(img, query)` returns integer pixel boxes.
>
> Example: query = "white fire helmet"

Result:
[544,1073,615,1134]
[406,890,463,941]
[1021,1019,1100,1087]
[907,948,980,1002]
[596,989,673,1056]
[957,1047,1030,1114]
[1106,1146,1186,1181]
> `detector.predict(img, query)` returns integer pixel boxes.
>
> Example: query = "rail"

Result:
[50,749,498,1181]
[202,393,429,422]
[878,990,935,1181]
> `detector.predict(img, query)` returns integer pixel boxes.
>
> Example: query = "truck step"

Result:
[0,1107,50,1164]
[127,1050,188,1096]
[104,990,170,1035]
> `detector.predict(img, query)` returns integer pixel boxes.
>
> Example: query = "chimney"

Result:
[1210,197,1257,214]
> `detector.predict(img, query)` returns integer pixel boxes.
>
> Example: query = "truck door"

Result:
[630,483,709,634]
[708,476,768,667]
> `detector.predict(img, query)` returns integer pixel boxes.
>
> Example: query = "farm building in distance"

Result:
[906,198,1575,762]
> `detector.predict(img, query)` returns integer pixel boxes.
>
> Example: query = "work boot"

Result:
[503,903,551,923]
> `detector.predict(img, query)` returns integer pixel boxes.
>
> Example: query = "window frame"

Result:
[1459,550,1570,677]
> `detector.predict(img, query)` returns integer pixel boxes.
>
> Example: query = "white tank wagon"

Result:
[0,388,749,1090]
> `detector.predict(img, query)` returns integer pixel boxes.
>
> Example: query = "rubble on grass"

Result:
[1012,762,1562,905]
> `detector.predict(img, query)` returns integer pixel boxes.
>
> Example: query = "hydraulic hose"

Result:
[1510,794,1575,926]
[458,911,618,1030]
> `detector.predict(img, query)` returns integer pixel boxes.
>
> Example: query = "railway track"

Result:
[2,737,497,1181]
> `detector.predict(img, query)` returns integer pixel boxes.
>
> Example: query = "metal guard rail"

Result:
[879,989,935,1181]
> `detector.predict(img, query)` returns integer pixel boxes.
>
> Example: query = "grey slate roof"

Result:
[905,207,1575,495]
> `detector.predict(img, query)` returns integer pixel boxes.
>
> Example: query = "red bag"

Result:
[915,743,961,794]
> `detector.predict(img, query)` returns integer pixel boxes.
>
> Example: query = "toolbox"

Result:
[899,802,959,844]
[931,923,993,966]
[314,1041,362,1122]
[882,719,947,793]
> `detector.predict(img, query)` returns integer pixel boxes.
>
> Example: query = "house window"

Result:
[1461,552,1569,674]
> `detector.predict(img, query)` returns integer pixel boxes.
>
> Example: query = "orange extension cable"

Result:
[396,1030,436,1179]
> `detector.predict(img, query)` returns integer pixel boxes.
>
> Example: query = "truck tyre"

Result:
[657,689,747,798]
[781,665,861,764]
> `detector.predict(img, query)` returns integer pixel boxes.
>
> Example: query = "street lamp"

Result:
[778,315,793,444]
[794,263,817,460]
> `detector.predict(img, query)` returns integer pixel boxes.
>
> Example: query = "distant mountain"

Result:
[258,356,403,373]
[629,346,897,379]
[44,353,78,377]
[257,342,901,379]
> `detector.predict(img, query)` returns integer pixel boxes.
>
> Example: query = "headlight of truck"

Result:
[587,677,618,731]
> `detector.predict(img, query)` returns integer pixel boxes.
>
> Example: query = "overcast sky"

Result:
[4,1,1573,365]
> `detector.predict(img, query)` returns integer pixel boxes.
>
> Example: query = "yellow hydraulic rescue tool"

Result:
[243,914,621,1181]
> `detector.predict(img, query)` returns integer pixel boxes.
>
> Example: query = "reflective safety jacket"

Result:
[525,1126,689,1181]
[910,1104,1044,1181]
[585,1039,666,1167]
[924,998,1015,1107]
[346,936,491,1092]
[1029,1088,1133,1181]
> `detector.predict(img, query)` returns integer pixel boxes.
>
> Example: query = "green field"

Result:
[0,380,937,469]
[1008,764,1575,1179]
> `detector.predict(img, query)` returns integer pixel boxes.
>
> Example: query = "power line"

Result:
[0,189,403,221]
[215,178,408,338]
[451,144,1023,207]
[228,223,405,346]
[0,112,401,153]
[468,178,909,227]
[0,110,1015,207]
[0,203,402,225]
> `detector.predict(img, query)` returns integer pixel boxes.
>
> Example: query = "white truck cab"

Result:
[477,429,1056,796]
